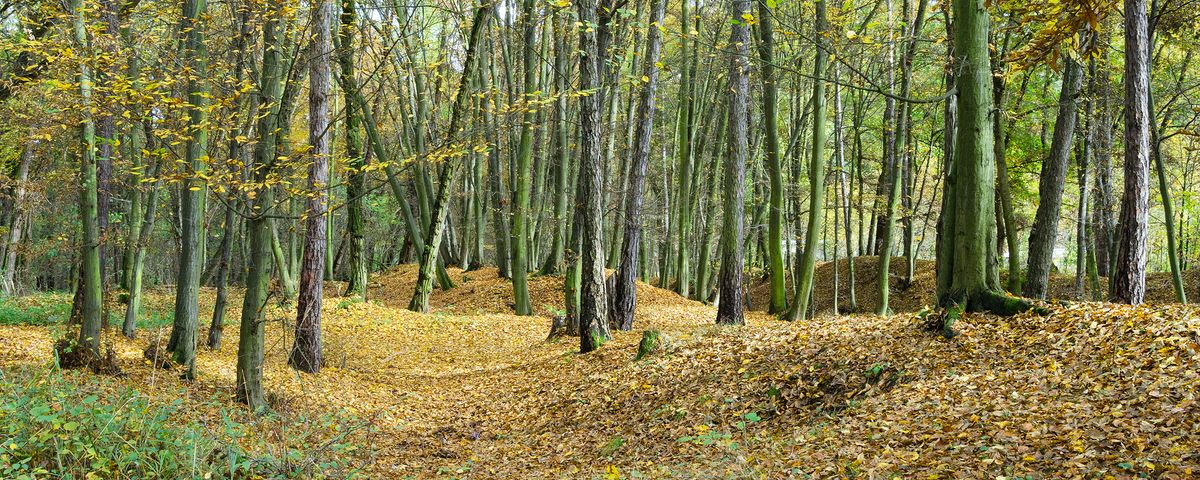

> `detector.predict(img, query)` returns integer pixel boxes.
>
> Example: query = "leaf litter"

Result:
[0,263,1198,478]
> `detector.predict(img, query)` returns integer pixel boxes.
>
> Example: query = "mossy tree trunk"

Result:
[238,1,287,411]
[936,0,1035,317]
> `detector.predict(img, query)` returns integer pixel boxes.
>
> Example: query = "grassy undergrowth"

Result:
[0,366,374,479]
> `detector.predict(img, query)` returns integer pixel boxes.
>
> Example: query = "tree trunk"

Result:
[576,0,612,352]
[1111,0,1151,305]
[716,0,751,326]
[509,0,539,316]
[610,0,666,332]
[409,4,491,313]
[935,0,1034,323]
[70,0,103,356]
[290,0,332,374]
[789,0,830,320]
[756,0,787,315]
[238,3,287,410]
[1023,57,1083,299]
[340,0,369,298]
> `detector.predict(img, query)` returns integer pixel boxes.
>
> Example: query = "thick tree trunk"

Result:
[715,0,751,327]
[936,0,1034,324]
[1111,0,1151,305]
[70,0,103,356]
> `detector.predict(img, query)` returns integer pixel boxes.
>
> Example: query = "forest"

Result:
[0,0,1198,476]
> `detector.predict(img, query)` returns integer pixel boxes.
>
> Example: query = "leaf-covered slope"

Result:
[1,270,1198,478]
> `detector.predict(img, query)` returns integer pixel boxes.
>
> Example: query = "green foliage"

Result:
[0,368,371,479]
[0,294,72,326]
[0,294,171,330]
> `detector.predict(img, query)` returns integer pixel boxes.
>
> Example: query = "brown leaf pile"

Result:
[1,265,1198,478]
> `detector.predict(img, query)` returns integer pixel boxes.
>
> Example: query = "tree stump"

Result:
[546,315,577,341]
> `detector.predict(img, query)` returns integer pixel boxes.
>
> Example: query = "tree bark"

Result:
[610,0,666,332]
[290,0,333,374]
[1111,0,1151,305]
[715,0,751,327]
[1023,56,1083,299]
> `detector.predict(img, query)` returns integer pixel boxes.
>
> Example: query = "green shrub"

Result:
[0,368,373,479]
[0,294,72,326]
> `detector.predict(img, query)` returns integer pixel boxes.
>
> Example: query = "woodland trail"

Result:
[2,262,1199,478]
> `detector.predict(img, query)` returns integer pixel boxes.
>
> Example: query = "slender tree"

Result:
[610,0,666,332]
[70,0,103,356]
[1024,56,1083,299]
[238,1,287,410]
[290,0,333,374]
[409,3,492,313]
[715,0,750,327]
[790,0,829,321]
[756,0,787,315]
[167,0,210,379]
[1111,0,1151,304]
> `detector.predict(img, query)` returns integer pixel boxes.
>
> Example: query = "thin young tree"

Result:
[408,3,492,313]
[756,0,787,315]
[509,0,539,316]
[790,0,829,321]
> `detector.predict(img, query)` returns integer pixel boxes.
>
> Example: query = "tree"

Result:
[756,0,787,315]
[340,0,369,298]
[789,0,829,321]
[610,0,667,332]
[168,0,210,379]
[238,1,288,410]
[1111,0,1151,304]
[70,0,103,357]
[576,0,611,351]
[1023,56,1083,299]
[509,0,539,316]
[934,0,1035,330]
[715,0,750,327]
[290,0,333,374]
[408,3,492,313]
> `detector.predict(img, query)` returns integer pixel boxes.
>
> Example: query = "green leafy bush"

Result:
[0,368,372,479]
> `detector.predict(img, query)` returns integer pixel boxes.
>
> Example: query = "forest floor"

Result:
[1,258,1199,478]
